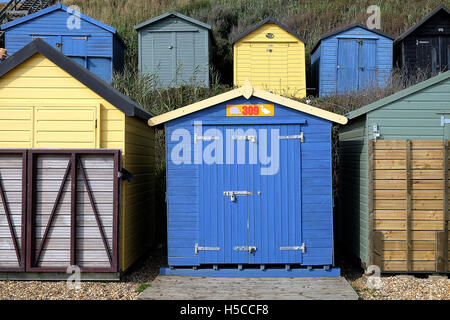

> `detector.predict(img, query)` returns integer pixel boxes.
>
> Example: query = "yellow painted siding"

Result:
[122,116,155,271]
[0,53,155,272]
[234,24,306,98]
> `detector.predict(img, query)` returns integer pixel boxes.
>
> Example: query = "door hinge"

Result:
[234,246,257,253]
[279,132,304,142]
[223,191,252,202]
[194,133,219,144]
[280,243,306,253]
[232,135,257,143]
[195,243,220,255]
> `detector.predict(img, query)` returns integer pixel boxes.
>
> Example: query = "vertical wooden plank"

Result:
[436,140,449,272]
[70,153,76,266]
[405,140,412,272]
[368,140,377,267]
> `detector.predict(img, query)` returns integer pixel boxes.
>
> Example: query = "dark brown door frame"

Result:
[0,150,27,272]
[25,149,120,273]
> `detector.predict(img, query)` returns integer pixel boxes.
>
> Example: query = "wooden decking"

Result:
[138,276,359,300]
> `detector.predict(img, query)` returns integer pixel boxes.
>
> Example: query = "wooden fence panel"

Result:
[371,139,448,273]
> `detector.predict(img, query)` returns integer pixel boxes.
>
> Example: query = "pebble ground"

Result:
[0,254,448,300]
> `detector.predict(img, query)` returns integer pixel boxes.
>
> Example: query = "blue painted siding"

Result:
[313,26,393,97]
[3,9,125,82]
[137,15,210,88]
[165,96,334,267]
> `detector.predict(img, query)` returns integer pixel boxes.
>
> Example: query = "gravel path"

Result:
[0,255,161,300]
[0,254,449,300]
[340,257,450,300]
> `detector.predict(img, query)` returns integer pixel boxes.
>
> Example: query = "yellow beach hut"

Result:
[0,39,155,279]
[232,17,307,98]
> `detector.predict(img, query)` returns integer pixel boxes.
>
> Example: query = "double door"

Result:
[31,35,88,68]
[415,36,449,75]
[198,124,303,265]
[337,38,377,94]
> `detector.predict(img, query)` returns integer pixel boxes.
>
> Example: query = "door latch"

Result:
[280,243,306,254]
[232,135,257,143]
[234,246,257,253]
[223,191,253,202]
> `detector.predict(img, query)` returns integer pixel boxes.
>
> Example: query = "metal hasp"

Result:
[194,243,220,255]
[279,132,304,142]
[280,243,306,254]
[234,246,257,253]
[232,135,257,143]
[194,133,220,144]
[223,191,253,202]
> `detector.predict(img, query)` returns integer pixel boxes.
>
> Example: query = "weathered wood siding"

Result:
[233,24,306,98]
[138,15,210,87]
[0,153,25,269]
[34,154,115,268]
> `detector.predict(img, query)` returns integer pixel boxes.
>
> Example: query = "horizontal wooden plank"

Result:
[382,261,436,272]
[374,210,443,220]
[382,240,436,251]
[383,250,435,261]
[373,140,443,150]
[380,230,437,241]
[375,220,444,231]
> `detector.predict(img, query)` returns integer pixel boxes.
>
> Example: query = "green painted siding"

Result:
[340,74,450,267]
[367,78,450,140]
[338,117,369,265]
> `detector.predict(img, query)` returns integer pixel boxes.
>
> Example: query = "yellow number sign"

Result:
[226,104,274,117]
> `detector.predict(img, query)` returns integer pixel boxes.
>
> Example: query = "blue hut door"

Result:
[337,39,377,93]
[31,35,62,51]
[358,39,377,90]
[199,124,303,265]
[248,124,303,265]
[61,36,88,68]
[337,39,358,93]
[199,125,251,265]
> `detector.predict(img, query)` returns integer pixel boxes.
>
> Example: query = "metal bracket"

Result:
[234,246,257,253]
[223,191,253,202]
[194,133,219,144]
[280,243,306,254]
[279,132,304,142]
[440,116,450,126]
[194,243,220,255]
[373,124,380,141]
[232,135,257,143]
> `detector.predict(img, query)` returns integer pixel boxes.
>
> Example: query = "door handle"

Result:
[223,191,253,202]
